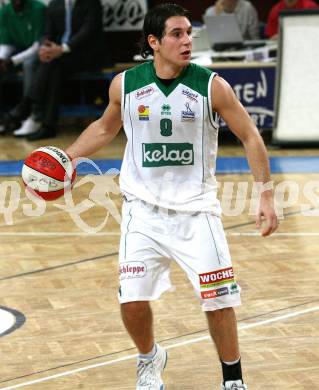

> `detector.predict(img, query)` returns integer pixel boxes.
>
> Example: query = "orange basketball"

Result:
[22,146,76,200]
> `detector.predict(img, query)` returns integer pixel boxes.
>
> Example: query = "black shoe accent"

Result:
[9,98,32,120]
[1,113,22,133]
[2,98,33,133]
[221,359,243,385]
[27,126,56,141]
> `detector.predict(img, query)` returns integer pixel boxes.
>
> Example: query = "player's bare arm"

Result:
[66,73,123,159]
[212,75,278,236]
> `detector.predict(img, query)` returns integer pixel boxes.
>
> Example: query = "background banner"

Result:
[100,0,148,31]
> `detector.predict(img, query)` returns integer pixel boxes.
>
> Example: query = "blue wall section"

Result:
[1,156,319,176]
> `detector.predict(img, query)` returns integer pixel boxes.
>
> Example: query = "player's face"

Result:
[222,0,238,13]
[154,16,193,67]
[12,0,25,12]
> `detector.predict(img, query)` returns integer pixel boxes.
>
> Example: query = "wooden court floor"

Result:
[0,131,319,389]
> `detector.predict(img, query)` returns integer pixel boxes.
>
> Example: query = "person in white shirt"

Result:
[204,0,260,40]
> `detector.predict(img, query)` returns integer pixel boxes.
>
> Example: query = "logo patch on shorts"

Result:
[119,262,147,280]
[199,267,234,289]
[201,287,229,299]
[230,283,240,295]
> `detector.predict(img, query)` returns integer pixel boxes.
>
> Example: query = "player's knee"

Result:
[206,306,235,321]
[121,301,150,319]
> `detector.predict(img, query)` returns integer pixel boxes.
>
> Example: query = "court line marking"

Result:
[1,305,318,390]
[227,232,319,237]
[0,252,118,282]
[0,210,64,228]
[0,232,120,236]
[0,232,319,237]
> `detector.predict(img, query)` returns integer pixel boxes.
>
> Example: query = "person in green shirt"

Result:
[0,0,46,134]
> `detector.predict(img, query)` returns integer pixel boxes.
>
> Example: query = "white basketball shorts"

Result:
[118,200,241,311]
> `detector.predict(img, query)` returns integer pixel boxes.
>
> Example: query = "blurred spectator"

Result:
[14,0,106,140]
[265,0,318,39]
[204,0,260,40]
[0,0,46,134]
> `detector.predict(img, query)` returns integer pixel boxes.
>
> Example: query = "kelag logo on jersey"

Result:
[142,143,194,167]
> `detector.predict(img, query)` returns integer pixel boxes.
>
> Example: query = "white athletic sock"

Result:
[139,344,157,360]
[223,357,240,365]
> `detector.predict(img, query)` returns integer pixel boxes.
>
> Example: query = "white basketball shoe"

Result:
[136,344,167,390]
[13,116,41,137]
[221,380,248,389]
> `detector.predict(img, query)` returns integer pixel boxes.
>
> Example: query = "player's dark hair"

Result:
[140,3,191,59]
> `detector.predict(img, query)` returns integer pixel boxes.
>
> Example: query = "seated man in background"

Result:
[265,0,318,39]
[14,0,106,140]
[0,0,46,134]
[204,0,260,40]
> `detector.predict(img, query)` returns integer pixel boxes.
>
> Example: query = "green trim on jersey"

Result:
[124,62,154,95]
[150,63,188,97]
[180,63,213,98]
[125,62,214,98]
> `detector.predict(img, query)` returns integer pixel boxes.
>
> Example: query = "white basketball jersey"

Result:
[120,62,221,215]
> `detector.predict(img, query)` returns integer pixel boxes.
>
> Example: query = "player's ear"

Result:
[148,34,160,52]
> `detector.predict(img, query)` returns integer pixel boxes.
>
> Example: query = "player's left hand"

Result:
[39,41,63,62]
[256,191,278,236]
[0,58,13,73]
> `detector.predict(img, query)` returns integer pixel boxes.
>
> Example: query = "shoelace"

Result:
[137,359,157,386]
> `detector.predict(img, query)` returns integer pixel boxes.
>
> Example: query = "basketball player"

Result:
[65,4,278,389]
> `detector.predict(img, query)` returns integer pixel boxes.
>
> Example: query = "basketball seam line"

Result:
[23,163,65,183]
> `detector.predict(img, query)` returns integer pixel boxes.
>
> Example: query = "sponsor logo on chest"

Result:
[135,86,154,100]
[142,143,194,167]
[182,88,199,103]
[181,102,195,122]
[138,105,150,121]
[161,104,171,116]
